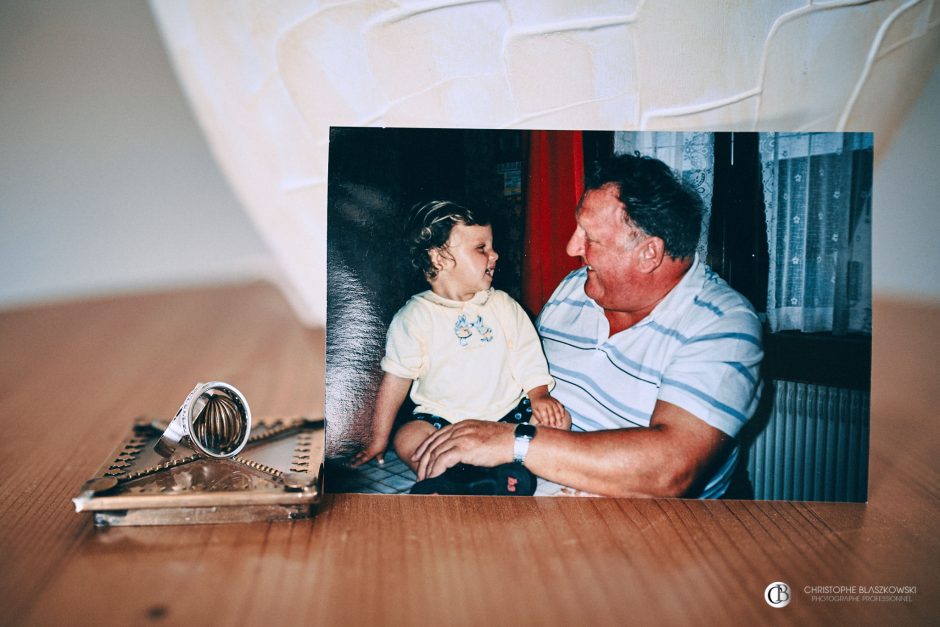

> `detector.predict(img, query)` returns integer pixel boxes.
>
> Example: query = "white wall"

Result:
[872,59,940,302]
[0,0,272,309]
[1,1,938,316]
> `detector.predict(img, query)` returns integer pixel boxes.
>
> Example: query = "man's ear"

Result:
[637,236,666,273]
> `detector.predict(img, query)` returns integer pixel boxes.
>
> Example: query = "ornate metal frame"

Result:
[73,416,323,526]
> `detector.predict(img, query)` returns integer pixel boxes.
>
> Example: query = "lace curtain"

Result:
[759,133,873,335]
[613,132,715,255]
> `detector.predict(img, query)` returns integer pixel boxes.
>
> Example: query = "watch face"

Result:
[515,423,536,439]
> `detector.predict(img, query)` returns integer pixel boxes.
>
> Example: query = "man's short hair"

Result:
[585,154,703,260]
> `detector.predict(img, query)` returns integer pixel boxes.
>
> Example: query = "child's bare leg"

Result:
[392,421,437,472]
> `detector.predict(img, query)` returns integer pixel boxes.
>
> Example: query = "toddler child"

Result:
[350,200,569,494]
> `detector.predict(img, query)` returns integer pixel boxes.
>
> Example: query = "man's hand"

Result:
[411,420,515,480]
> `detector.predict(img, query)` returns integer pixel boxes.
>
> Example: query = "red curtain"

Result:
[522,130,584,316]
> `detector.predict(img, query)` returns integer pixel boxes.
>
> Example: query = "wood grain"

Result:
[0,285,936,626]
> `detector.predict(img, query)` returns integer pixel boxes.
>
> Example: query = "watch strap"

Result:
[513,423,536,465]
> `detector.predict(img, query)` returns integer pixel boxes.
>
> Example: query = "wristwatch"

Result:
[513,423,537,465]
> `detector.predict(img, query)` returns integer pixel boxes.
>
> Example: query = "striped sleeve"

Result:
[658,310,763,437]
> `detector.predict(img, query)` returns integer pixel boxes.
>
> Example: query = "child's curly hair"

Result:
[406,200,491,281]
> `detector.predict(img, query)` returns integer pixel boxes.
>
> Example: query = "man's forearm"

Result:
[524,402,730,498]
[523,427,680,497]
[412,401,729,494]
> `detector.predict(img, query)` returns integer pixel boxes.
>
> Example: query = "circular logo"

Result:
[765,582,791,608]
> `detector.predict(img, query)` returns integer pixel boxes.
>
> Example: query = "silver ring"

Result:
[154,381,252,459]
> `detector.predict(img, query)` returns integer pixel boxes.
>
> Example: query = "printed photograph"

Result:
[325,128,872,501]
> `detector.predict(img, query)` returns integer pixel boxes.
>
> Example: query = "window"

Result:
[759,133,873,335]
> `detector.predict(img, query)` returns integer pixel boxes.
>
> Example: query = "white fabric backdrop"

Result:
[149,0,940,326]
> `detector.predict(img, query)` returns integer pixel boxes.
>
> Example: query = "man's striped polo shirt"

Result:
[536,256,763,498]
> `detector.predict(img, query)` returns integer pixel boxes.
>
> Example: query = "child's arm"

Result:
[527,385,571,430]
[349,373,412,467]
[495,294,568,429]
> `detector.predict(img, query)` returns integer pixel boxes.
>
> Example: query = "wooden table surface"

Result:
[0,282,936,626]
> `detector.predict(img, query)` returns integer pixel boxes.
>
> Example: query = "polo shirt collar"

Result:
[648,253,703,319]
[607,253,702,332]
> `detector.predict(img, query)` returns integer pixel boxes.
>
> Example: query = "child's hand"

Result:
[528,390,571,430]
[350,373,412,468]
[349,437,389,468]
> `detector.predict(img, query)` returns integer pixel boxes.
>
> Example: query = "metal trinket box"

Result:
[73,415,324,527]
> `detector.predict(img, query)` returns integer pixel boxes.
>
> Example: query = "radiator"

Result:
[746,380,869,502]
